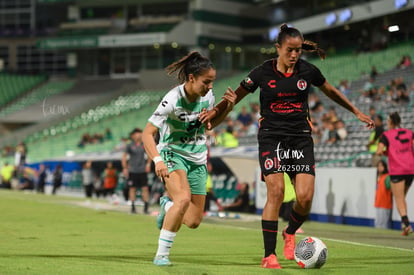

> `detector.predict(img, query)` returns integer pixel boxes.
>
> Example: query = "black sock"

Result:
[131,202,135,211]
[144,202,149,213]
[286,209,307,234]
[262,220,278,257]
[402,216,410,227]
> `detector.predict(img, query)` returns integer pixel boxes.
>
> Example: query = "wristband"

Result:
[153,156,163,164]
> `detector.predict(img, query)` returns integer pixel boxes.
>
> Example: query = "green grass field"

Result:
[0,190,413,275]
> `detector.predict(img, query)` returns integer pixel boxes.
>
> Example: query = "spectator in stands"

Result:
[102,161,118,197]
[0,162,14,189]
[363,77,375,94]
[310,101,324,122]
[395,76,410,104]
[200,23,375,269]
[82,160,95,199]
[334,119,347,141]
[222,182,251,213]
[78,133,91,148]
[236,106,253,129]
[250,102,261,122]
[374,160,392,229]
[326,106,338,123]
[320,118,333,144]
[325,120,339,144]
[396,55,412,69]
[370,66,378,80]
[104,128,113,141]
[216,125,239,148]
[376,112,414,236]
[338,79,351,97]
[368,105,377,120]
[52,164,63,195]
[36,163,47,193]
[367,114,384,167]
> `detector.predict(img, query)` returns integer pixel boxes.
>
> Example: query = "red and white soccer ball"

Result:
[294,236,328,269]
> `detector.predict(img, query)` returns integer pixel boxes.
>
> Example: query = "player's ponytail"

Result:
[165,51,214,84]
[302,40,326,60]
[277,23,326,60]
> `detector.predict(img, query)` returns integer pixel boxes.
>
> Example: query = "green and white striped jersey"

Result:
[148,84,215,165]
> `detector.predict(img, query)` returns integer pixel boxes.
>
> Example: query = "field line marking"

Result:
[206,223,414,253]
[320,237,414,252]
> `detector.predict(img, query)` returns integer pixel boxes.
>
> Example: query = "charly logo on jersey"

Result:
[297,79,307,91]
[243,77,254,88]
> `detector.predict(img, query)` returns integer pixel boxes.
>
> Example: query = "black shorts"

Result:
[258,135,315,178]
[127,172,148,188]
[390,175,414,187]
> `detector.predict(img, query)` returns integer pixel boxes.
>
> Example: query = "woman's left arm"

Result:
[319,81,375,129]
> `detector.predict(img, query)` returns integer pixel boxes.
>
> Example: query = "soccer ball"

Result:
[294,236,328,269]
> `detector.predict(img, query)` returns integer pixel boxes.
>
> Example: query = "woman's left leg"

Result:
[182,194,206,229]
[283,173,315,260]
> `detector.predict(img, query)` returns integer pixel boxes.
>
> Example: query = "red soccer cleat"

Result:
[261,254,282,269]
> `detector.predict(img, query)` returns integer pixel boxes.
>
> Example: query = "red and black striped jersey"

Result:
[240,58,325,138]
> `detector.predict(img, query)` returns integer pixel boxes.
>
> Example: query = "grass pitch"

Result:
[0,190,413,274]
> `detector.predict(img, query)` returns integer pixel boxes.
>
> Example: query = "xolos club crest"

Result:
[297,79,307,91]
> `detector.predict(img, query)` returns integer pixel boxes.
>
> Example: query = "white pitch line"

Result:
[208,223,414,253]
[320,237,414,253]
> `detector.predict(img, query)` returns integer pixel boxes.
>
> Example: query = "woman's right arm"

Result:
[142,122,169,178]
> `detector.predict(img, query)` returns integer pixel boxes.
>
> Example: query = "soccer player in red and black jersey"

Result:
[200,23,374,269]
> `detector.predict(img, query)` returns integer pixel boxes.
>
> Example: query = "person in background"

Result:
[335,119,347,141]
[204,160,223,212]
[18,167,36,190]
[376,112,414,236]
[82,161,94,200]
[222,182,251,213]
[15,142,27,167]
[0,162,14,189]
[36,164,47,193]
[102,161,118,197]
[216,122,239,148]
[52,164,63,195]
[122,128,151,214]
[374,160,392,229]
[200,23,374,269]
[367,114,384,167]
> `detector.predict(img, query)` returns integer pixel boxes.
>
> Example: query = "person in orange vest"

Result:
[374,159,392,229]
[102,161,118,197]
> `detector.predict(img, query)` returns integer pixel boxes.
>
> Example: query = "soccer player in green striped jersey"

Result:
[143,51,235,266]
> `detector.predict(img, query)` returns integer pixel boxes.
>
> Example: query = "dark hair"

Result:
[374,114,383,122]
[277,23,326,60]
[377,159,388,175]
[389,112,401,126]
[129,127,142,136]
[165,51,214,84]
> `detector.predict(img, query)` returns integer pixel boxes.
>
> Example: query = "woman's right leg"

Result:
[162,169,191,232]
[261,173,285,269]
